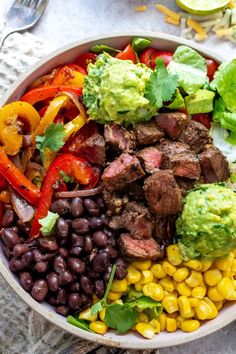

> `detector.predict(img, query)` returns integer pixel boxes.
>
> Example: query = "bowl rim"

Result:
[0,31,235,349]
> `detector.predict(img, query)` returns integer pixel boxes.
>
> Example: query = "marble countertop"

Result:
[0,0,236,353]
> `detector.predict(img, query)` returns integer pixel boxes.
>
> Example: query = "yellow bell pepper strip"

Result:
[64,114,87,140]
[0,101,40,155]
[0,147,40,206]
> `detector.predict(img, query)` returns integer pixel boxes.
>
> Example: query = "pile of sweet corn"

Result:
[79,245,236,339]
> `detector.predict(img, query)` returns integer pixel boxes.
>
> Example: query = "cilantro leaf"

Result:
[38,211,59,236]
[91,44,120,54]
[36,123,66,162]
[132,37,151,54]
[104,304,138,334]
[127,295,163,319]
[67,316,92,332]
[145,58,179,109]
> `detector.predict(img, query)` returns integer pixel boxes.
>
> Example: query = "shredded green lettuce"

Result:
[38,211,59,236]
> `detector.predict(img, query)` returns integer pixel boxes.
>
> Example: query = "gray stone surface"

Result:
[0,0,236,353]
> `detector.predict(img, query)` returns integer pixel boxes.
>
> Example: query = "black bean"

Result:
[80,275,93,295]
[34,261,48,273]
[91,252,109,273]
[96,196,105,210]
[69,281,80,292]
[103,245,118,259]
[115,258,128,280]
[25,238,38,248]
[88,269,100,279]
[1,229,21,249]
[53,255,67,273]
[9,257,25,272]
[47,296,57,306]
[68,293,81,310]
[103,266,112,283]
[89,217,103,230]
[56,305,69,316]
[94,279,105,299]
[56,218,69,238]
[84,235,93,253]
[17,220,30,235]
[31,280,48,302]
[22,251,34,267]
[12,244,29,257]
[80,293,91,309]
[32,249,45,262]
[100,214,109,226]
[71,233,84,247]
[58,247,69,258]
[103,227,116,239]
[59,270,73,285]
[2,244,12,259]
[71,218,89,234]
[71,198,84,218]
[58,238,67,247]
[56,288,67,304]
[47,272,59,292]
[8,226,19,234]
[2,209,15,228]
[92,231,108,248]
[84,198,98,214]
[19,271,33,292]
[51,199,70,215]
[67,257,85,274]
[69,246,82,257]
[39,236,58,253]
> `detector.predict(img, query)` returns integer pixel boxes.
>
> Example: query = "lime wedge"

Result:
[176,0,231,15]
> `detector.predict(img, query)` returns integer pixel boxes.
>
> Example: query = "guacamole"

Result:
[176,184,236,261]
[83,53,156,125]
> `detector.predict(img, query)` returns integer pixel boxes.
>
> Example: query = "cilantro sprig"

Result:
[145,58,179,109]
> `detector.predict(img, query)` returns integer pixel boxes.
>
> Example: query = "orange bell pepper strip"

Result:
[52,64,86,86]
[0,147,40,206]
[0,101,40,155]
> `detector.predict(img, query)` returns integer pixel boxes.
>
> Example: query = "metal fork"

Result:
[0,0,49,49]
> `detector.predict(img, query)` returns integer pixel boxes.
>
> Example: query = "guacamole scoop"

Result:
[176,184,236,261]
[83,53,156,125]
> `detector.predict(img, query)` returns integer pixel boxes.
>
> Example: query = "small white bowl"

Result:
[1,32,235,349]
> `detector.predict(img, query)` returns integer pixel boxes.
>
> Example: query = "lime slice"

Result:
[176,0,231,15]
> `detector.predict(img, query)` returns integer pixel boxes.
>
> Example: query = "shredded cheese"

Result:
[187,18,208,41]
[155,4,181,21]
[134,5,148,12]
[165,16,180,26]
[215,27,233,36]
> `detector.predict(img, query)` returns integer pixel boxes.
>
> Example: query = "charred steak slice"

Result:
[127,182,145,201]
[134,120,164,145]
[119,233,162,260]
[144,170,182,216]
[154,215,176,246]
[159,140,200,180]
[104,123,136,153]
[155,112,189,139]
[109,201,154,239]
[175,177,196,196]
[102,153,145,192]
[178,120,210,153]
[199,146,230,183]
[137,146,162,174]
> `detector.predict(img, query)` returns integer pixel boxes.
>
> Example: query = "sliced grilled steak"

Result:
[102,153,145,192]
[144,170,182,216]
[109,201,154,239]
[137,147,162,174]
[154,216,176,246]
[104,123,136,153]
[199,146,230,183]
[127,183,145,201]
[134,120,164,145]
[178,120,210,153]
[175,177,196,196]
[159,140,201,180]
[119,233,162,260]
[155,112,189,139]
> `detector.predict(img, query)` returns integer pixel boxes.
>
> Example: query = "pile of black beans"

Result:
[0,195,128,317]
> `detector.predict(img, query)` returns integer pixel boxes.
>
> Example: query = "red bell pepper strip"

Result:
[75,52,97,70]
[20,85,82,105]
[0,147,40,206]
[0,177,7,189]
[30,154,99,238]
[0,201,4,227]
[116,44,137,63]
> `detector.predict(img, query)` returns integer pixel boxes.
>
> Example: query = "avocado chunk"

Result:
[185,89,215,115]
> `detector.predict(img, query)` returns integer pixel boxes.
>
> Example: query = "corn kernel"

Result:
[181,320,200,332]
[184,260,202,271]
[195,300,213,320]
[204,269,222,287]
[201,261,213,272]
[162,294,179,314]
[89,321,108,334]
[79,308,98,322]
[215,254,234,271]
[185,271,203,288]
[176,315,185,329]
[192,286,207,299]
[110,279,128,293]
[127,265,141,284]
[132,260,151,271]
[107,291,122,301]
[232,260,236,273]
[173,267,189,283]
[99,308,106,321]
[159,276,175,292]
[135,281,143,292]
[162,261,177,276]
[167,311,179,318]
[178,296,192,318]
[166,317,177,332]
[136,322,155,339]
[150,264,167,279]
[207,286,224,302]
[166,244,182,266]
[203,297,218,319]
[214,301,224,311]
[140,270,154,284]
[159,313,167,331]
[177,282,192,297]
[143,282,165,301]
[227,290,236,300]
[149,319,161,333]
[113,299,123,305]
[217,277,234,299]
[139,312,149,323]
[189,297,201,307]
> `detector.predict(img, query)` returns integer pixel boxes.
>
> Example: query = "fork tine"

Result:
[36,0,49,12]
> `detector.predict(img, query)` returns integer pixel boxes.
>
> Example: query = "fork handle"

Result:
[0,27,15,50]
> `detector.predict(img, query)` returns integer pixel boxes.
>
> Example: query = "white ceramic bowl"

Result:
[1,32,235,349]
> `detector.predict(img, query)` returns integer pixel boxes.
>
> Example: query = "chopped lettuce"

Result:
[168,45,207,95]
[213,97,236,133]
[210,123,236,163]
[38,211,59,236]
